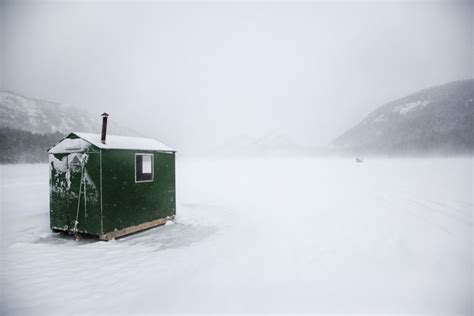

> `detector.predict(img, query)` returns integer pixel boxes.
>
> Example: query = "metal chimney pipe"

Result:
[101,112,109,144]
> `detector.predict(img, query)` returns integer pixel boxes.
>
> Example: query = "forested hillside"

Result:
[0,128,63,163]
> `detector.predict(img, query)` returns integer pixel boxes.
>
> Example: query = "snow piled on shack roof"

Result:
[75,132,175,152]
[49,132,175,153]
[48,137,91,154]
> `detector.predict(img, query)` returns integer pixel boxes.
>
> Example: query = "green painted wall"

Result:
[49,153,69,231]
[49,134,176,237]
[49,147,102,234]
[101,149,176,233]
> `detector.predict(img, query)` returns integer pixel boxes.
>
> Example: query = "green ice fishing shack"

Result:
[47,113,176,240]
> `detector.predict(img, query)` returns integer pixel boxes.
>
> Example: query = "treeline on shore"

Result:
[0,128,63,163]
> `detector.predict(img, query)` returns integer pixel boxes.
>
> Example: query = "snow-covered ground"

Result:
[1,157,472,315]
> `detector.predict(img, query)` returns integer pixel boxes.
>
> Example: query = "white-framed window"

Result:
[135,153,154,183]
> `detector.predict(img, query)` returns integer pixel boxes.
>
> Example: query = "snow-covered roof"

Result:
[49,132,175,153]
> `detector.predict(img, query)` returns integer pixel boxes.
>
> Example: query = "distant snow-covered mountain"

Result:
[0,91,137,136]
[0,91,139,163]
[333,79,474,155]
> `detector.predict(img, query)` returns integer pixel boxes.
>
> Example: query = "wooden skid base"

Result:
[98,216,175,241]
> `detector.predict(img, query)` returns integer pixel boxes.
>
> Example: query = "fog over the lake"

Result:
[1,0,472,153]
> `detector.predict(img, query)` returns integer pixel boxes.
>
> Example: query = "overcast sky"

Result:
[1,0,472,152]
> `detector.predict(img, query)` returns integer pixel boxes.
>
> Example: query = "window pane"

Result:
[135,154,153,182]
[142,155,152,174]
[136,155,142,180]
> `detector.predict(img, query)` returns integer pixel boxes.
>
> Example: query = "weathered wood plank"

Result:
[98,216,174,241]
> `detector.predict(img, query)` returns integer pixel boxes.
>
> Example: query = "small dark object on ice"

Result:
[356,157,363,163]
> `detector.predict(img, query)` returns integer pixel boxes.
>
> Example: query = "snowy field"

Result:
[0,157,472,315]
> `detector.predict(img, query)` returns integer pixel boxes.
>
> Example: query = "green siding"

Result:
[82,152,102,234]
[49,134,176,238]
[101,149,176,234]
[49,153,69,231]
[49,150,102,235]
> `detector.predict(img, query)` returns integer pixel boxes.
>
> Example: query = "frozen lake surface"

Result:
[1,157,472,314]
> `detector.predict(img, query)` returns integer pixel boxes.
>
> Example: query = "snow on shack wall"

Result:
[49,151,101,234]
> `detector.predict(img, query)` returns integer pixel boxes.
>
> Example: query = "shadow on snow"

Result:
[33,221,218,252]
